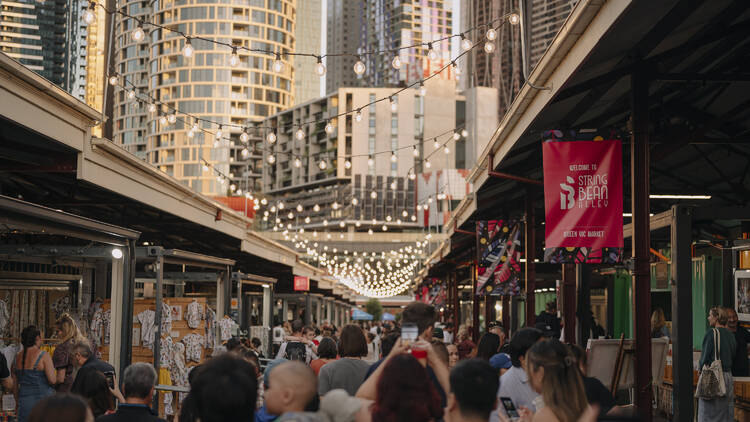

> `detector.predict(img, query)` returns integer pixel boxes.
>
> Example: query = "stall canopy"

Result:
[381,312,396,321]
[352,309,373,321]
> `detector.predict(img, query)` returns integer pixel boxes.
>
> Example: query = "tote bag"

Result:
[695,328,726,399]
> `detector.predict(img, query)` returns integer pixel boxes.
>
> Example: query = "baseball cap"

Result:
[489,353,512,370]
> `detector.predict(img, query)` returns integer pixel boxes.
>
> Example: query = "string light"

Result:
[484,41,496,54]
[412,146,419,157]
[315,56,326,76]
[294,157,302,168]
[389,96,398,112]
[461,129,468,137]
[127,90,135,100]
[240,130,249,143]
[344,160,352,169]
[433,139,440,149]
[354,109,363,122]
[353,56,366,75]
[295,128,305,140]
[509,13,520,25]
[147,103,156,113]
[367,155,374,167]
[267,154,276,164]
[418,82,427,97]
[159,115,167,125]
[182,38,194,58]
[325,120,334,134]
[319,160,327,170]
[167,113,176,124]
[425,159,431,169]
[370,191,377,199]
[391,54,402,70]
[461,34,472,51]
[267,132,277,144]
[486,28,497,41]
[427,43,438,61]
[132,25,145,42]
[273,53,285,73]
[229,47,240,67]
[82,3,96,24]
[390,151,397,162]
[108,74,118,86]
[313,204,320,212]
[215,125,223,139]
[296,204,303,212]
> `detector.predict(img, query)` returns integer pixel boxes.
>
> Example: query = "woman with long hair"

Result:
[651,308,670,338]
[52,313,86,392]
[14,325,56,422]
[70,370,115,418]
[525,339,589,422]
[698,307,736,422]
[368,354,443,422]
[318,324,370,395]
[475,333,501,361]
[456,327,475,360]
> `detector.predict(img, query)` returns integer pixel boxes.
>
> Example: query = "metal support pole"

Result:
[577,264,592,346]
[152,254,164,414]
[485,295,494,329]
[265,285,273,357]
[305,293,312,325]
[119,239,136,374]
[501,296,509,330]
[631,67,652,420]
[562,264,576,343]
[721,245,734,307]
[671,205,693,421]
[472,261,480,342]
[223,268,232,319]
[452,272,460,328]
[525,194,536,327]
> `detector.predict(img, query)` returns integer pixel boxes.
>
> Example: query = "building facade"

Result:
[112,0,296,196]
[260,80,467,231]
[324,0,362,93]
[1,0,88,95]
[527,0,577,68]
[292,0,322,103]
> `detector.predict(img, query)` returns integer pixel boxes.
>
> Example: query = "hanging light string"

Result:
[106,15,515,135]
[87,0,516,60]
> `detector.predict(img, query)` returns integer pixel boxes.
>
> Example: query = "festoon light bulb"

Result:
[229,47,240,67]
[315,56,326,76]
[182,38,194,58]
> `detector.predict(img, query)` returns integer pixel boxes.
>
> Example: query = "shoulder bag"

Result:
[695,328,727,399]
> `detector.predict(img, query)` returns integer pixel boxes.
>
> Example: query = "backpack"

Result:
[285,342,307,362]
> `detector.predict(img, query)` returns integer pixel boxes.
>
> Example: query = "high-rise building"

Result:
[325,0,362,93]
[260,79,471,231]
[112,0,297,196]
[293,0,322,104]
[460,0,523,118]
[1,0,88,94]
[362,0,453,88]
[83,0,112,137]
[527,0,577,68]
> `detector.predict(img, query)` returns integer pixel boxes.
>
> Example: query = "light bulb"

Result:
[353,58,366,75]
[273,53,285,73]
[159,115,167,125]
[325,120,334,134]
[315,57,326,76]
[213,140,219,148]
[295,128,305,140]
[147,103,156,113]
[370,191,377,199]
[462,129,468,137]
[391,55,401,70]
[418,83,426,97]
[182,38,194,57]
[127,90,135,100]
[509,13,520,25]
[167,113,176,124]
[484,41,496,54]
[332,202,339,210]
[382,225,388,231]
[267,154,276,164]
[412,146,419,157]
[229,47,239,67]
[132,26,145,42]
[294,158,301,167]
[408,172,416,180]
[453,132,461,140]
[278,202,285,210]
[267,132,277,144]
[296,204,303,212]
[319,160,327,170]
[427,43,438,61]
[453,61,462,76]
[192,122,199,132]
[83,7,96,24]
[261,198,268,205]
[352,198,358,206]
[402,210,408,217]
[389,97,398,112]
[368,229,373,235]
[425,159,431,169]
[313,204,320,212]
[215,126,223,139]
[354,109,363,122]
[411,215,417,221]
[433,139,440,149]
[187,129,195,138]
[367,156,374,167]
[390,181,397,190]
[461,37,472,51]
[240,130,249,143]
[345,160,351,169]
[241,148,249,157]
[305,216,311,224]
[108,75,118,86]
[444,146,450,154]
[390,152,397,163]
[288,212,294,219]
[486,28,497,41]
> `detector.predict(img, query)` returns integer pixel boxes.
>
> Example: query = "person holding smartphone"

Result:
[70,340,121,402]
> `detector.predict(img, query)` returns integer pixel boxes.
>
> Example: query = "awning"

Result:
[381,312,396,321]
[352,309,373,321]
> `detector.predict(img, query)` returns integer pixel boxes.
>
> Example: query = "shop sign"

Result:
[543,140,623,255]
[294,276,310,291]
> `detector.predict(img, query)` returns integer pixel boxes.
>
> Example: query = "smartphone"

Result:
[402,323,418,346]
[500,397,519,418]
[104,371,115,389]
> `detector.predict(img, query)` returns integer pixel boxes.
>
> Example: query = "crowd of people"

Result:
[6,301,746,421]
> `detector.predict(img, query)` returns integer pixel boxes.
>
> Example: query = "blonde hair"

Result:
[527,339,588,422]
[710,307,729,326]
[56,313,85,344]
[651,308,666,332]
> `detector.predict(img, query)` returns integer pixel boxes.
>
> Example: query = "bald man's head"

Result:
[265,361,317,414]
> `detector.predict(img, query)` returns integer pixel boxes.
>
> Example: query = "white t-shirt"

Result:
[443,331,454,344]
[272,326,285,344]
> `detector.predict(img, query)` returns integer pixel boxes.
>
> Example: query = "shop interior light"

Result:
[649,194,712,199]
[111,248,123,259]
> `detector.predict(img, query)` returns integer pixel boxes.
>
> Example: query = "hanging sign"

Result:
[475,219,522,296]
[543,139,623,262]
[294,276,310,291]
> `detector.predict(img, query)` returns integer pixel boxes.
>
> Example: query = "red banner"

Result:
[543,140,623,249]
[293,276,309,291]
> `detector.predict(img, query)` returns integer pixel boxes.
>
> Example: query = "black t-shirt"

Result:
[0,353,9,380]
[583,376,615,416]
[732,326,750,376]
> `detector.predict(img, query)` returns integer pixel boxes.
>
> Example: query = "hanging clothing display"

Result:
[51,295,72,320]
[102,310,111,345]
[170,342,189,404]
[161,303,172,335]
[37,292,46,337]
[158,367,174,416]
[27,291,36,329]
[136,310,156,349]
[186,300,203,329]
[217,317,236,342]
[8,291,19,340]
[91,309,105,347]
[19,291,28,335]
[181,333,204,362]
[0,298,9,338]
[205,308,216,348]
